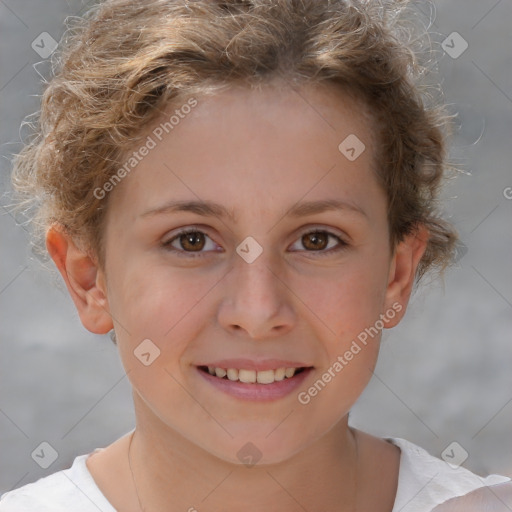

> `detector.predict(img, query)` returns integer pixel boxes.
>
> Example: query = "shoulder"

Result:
[0,466,78,511]
[0,453,115,512]
[386,437,511,512]
[432,481,512,511]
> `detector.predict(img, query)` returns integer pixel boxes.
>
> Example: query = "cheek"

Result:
[109,258,206,332]
[109,260,221,375]
[295,257,390,342]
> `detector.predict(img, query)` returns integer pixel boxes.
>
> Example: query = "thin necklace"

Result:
[353,427,360,511]
[128,428,360,512]
[128,430,145,512]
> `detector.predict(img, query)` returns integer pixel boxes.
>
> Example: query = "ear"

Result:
[46,223,113,334]
[383,224,428,328]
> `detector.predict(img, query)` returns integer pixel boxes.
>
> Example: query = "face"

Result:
[89,82,407,464]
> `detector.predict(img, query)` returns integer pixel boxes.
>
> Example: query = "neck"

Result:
[128,405,361,512]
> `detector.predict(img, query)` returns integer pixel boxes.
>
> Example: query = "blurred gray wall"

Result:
[1,0,511,494]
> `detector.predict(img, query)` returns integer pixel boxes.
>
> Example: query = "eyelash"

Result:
[161,226,349,258]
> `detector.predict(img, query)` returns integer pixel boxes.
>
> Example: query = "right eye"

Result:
[162,228,221,258]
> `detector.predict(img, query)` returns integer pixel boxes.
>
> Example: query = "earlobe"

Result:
[46,224,113,334]
[383,225,429,327]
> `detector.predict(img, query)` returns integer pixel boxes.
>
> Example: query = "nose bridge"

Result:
[218,240,294,338]
[233,241,283,307]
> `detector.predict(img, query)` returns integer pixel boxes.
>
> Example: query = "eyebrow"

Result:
[139,198,367,221]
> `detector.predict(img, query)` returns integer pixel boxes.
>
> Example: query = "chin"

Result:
[204,435,310,467]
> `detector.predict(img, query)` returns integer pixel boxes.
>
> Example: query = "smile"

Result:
[198,365,307,384]
[196,364,313,401]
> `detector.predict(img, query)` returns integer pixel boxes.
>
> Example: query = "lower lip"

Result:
[196,367,313,402]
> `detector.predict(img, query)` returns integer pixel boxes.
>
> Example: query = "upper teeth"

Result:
[207,366,300,384]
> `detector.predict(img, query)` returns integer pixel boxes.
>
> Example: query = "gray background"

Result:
[1,0,511,495]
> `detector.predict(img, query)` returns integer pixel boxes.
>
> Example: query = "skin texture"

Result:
[46,80,428,511]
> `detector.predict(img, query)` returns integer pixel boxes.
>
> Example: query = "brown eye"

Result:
[163,229,219,257]
[163,227,347,259]
[179,231,205,251]
[302,232,329,251]
[289,229,348,256]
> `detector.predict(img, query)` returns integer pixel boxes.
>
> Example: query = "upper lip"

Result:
[196,358,313,372]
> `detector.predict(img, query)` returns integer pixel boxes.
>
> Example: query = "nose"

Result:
[217,248,295,340]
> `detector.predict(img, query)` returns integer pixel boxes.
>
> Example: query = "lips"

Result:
[195,358,313,387]
[196,363,314,401]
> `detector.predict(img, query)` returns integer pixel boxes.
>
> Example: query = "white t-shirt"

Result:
[1,436,509,511]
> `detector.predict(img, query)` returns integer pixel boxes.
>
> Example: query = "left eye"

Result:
[289,230,347,255]
[162,228,347,257]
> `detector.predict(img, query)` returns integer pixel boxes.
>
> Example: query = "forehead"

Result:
[106,81,382,224]
[175,80,377,154]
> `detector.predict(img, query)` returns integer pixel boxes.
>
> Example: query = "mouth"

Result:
[194,358,314,401]
[197,365,309,385]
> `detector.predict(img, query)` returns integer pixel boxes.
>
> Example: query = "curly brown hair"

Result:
[11,0,457,280]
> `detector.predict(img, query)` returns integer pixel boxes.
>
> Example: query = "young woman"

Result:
[2,1,510,510]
